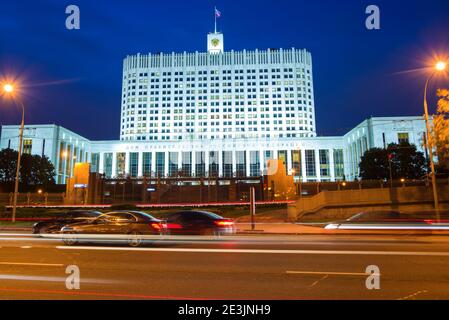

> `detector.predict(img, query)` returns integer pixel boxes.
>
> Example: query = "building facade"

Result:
[0,31,429,184]
[120,32,316,141]
[0,116,427,184]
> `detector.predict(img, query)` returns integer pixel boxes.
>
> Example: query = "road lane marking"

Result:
[0,274,119,284]
[0,262,64,267]
[0,287,210,300]
[286,271,379,276]
[398,290,428,300]
[56,246,449,257]
[308,275,328,289]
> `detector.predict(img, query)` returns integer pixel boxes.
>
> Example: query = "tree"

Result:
[358,148,390,180]
[0,148,17,182]
[432,88,449,174]
[359,142,427,180]
[0,148,56,187]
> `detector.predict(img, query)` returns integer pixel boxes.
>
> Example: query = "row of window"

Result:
[92,149,344,180]
[125,68,311,80]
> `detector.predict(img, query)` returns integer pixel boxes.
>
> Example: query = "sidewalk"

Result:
[236,223,326,235]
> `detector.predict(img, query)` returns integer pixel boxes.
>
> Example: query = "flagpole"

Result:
[214,7,217,33]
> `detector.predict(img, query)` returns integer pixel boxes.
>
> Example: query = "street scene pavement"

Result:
[1,231,449,300]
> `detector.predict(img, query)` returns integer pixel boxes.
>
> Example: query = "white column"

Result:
[218,151,223,177]
[151,152,156,177]
[205,151,210,176]
[301,149,307,182]
[137,152,143,177]
[232,151,237,176]
[191,151,196,177]
[99,152,105,174]
[259,150,264,175]
[178,151,183,171]
[315,149,321,182]
[245,150,251,177]
[111,152,117,178]
[164,151,169,177]
[287,149,293,174]
[124,152,130,175]
[329,149,336,182]
[62,143,68,180]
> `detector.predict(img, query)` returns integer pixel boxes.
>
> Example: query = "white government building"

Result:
[0,30,428,184]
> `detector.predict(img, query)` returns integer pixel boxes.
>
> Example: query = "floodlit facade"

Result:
[0,31,429,184]
[120,32,316,142]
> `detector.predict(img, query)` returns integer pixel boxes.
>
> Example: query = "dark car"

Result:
[61,211,165,247]
[165,211,236,236]
[32,210,102,234]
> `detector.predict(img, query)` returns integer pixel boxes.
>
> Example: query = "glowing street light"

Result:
[2,81,25,223]
[435,61,447,71]
[3,83,14,93]
[423,59,448,220]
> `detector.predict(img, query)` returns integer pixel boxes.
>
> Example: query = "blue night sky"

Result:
[1,0,448,140]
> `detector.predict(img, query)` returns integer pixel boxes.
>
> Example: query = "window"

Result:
[250,151,260,177]
[278,150,287,174]
[319,150,330,177]
[91,153,100,173]
[155,152,165,177]
[182,152,192,177]
[143,152,152,177]
[291,150,301,177]
[305,150,316,177]
[264,151,274,174]
[116,153,126,176]
[236,151,246,177]
[104,153,113,178]
[333,149,344,179]
[209,151,219,177]
[195,152,206,177]
[129,152,139,177]
[222,151,233,177]
[398,133,409,144]
[169,152,179,177]
[23,139,32,155]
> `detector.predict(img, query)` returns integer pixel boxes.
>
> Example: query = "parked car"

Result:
[164,210,236,236]
[32,210,102,234]
[61,211,165,247]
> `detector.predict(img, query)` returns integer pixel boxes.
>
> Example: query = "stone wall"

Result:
[287,185,449,221]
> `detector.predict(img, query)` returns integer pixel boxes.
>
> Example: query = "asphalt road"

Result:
[1,233,449,300]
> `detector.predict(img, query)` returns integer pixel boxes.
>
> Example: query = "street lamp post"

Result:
[423,61,447,220]
[2,83,25,223]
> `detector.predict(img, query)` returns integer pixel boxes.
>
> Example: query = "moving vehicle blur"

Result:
[32,210,102,234]
[164,210,236,236]
[61,211,165,247]
[325,210,449,230]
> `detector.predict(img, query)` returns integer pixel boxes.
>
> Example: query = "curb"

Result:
[0,227,32,232]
